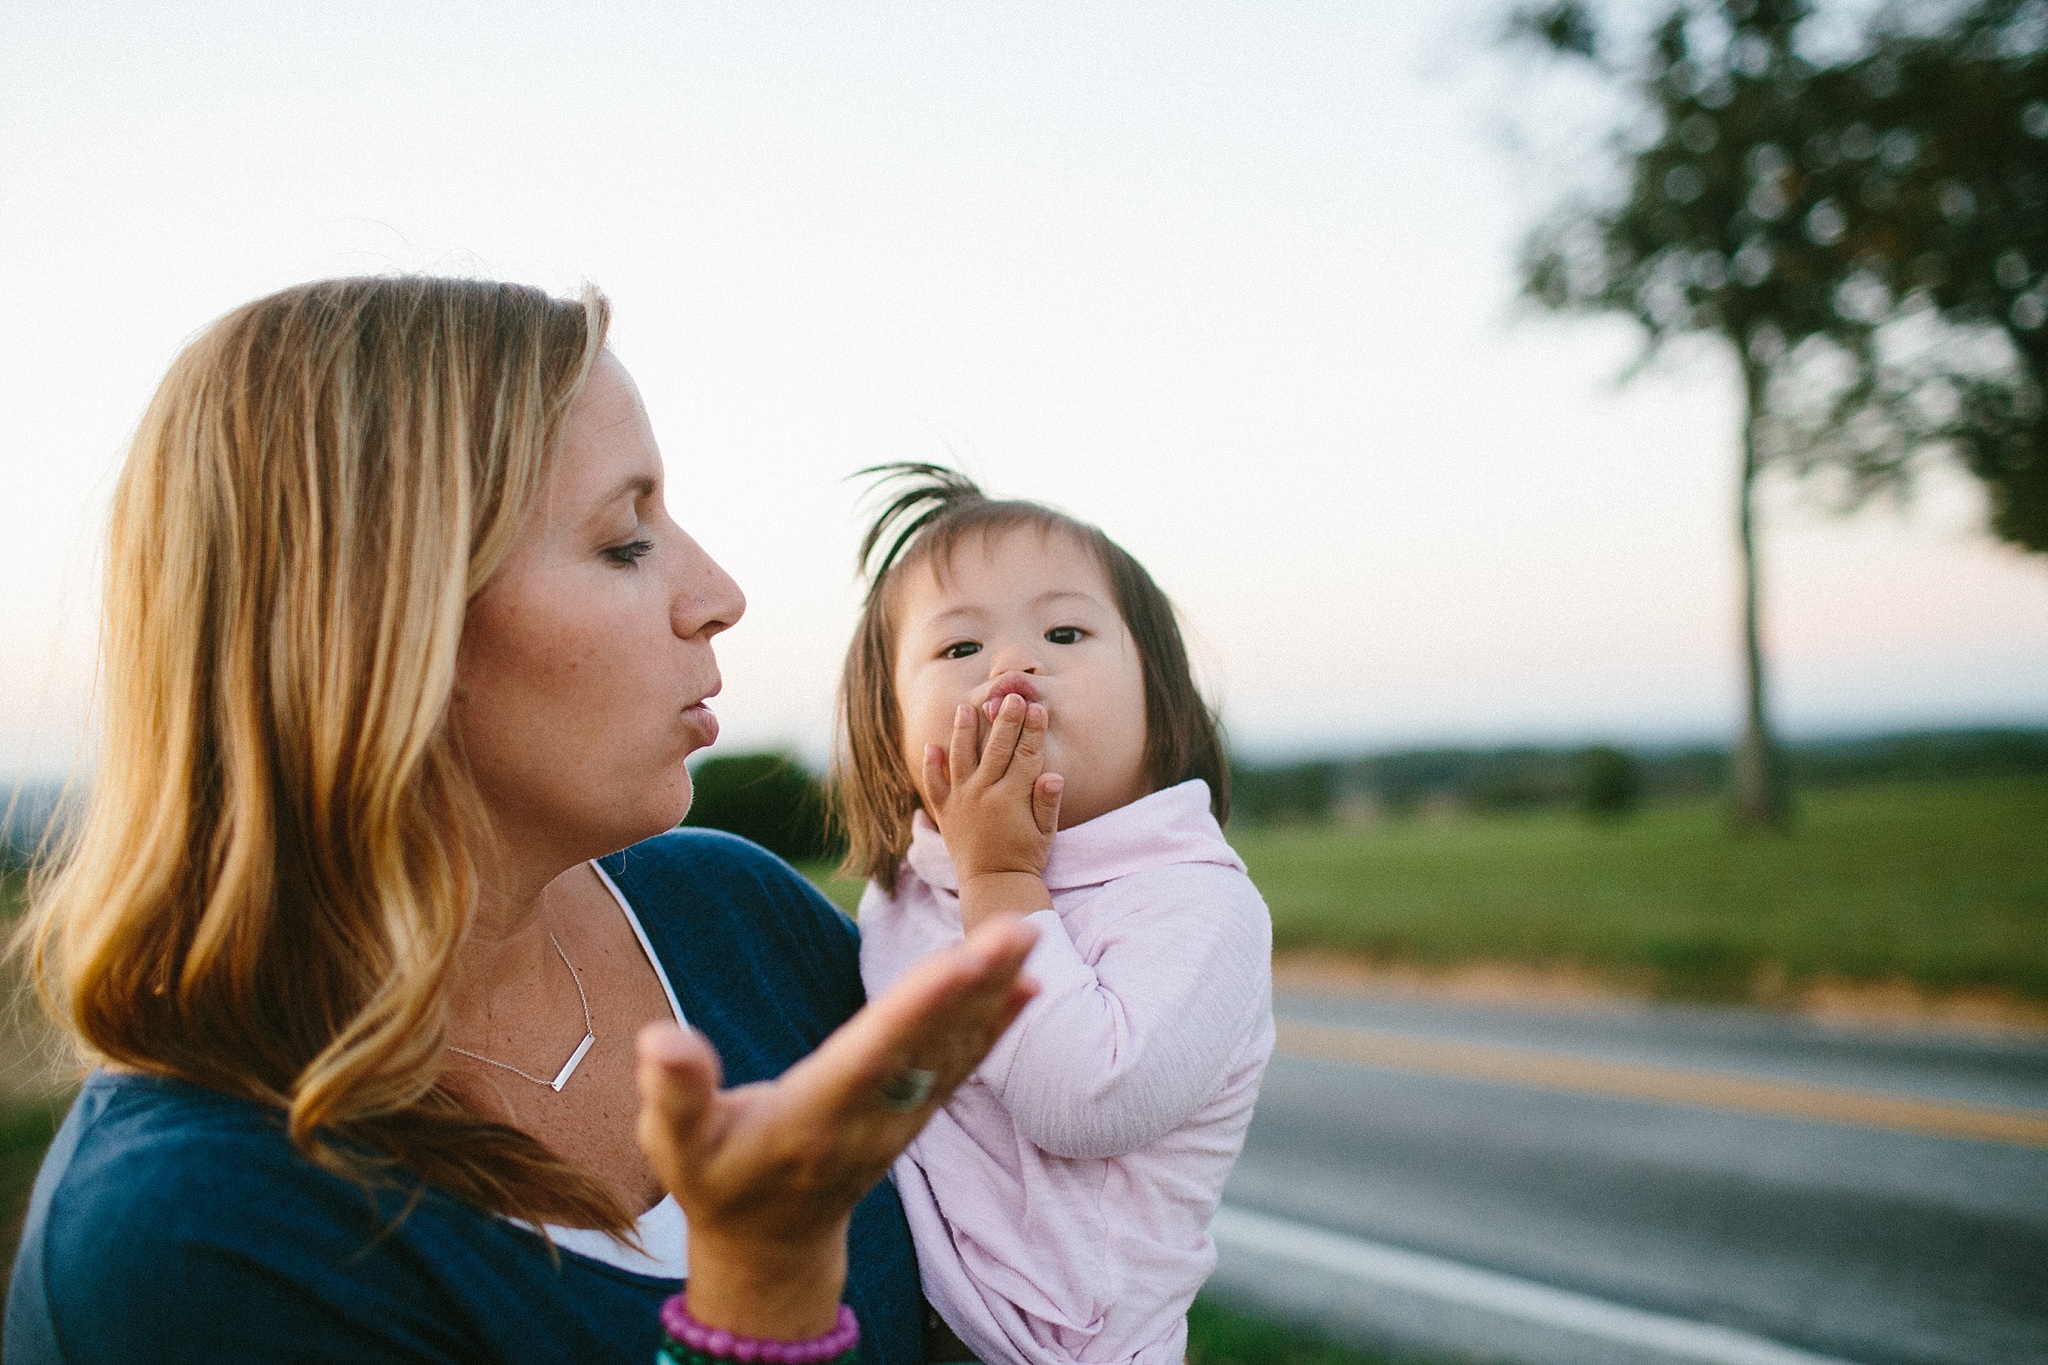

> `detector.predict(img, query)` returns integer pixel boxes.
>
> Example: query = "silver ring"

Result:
[880,1066,938,1112]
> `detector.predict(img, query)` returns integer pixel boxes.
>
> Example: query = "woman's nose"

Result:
[671,535,746,640]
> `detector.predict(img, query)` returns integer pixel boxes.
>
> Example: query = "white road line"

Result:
[1211,1204,1863,1365]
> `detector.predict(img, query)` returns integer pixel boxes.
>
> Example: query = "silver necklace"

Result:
[447,932,596,1093]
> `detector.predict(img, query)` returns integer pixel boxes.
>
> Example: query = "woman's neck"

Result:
[449,855,578,1013]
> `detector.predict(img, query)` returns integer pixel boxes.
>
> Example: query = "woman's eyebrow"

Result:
[585,474,657,522]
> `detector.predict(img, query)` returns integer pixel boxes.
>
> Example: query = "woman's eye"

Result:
[1045,626,1083,645]
[941,641,982,660]
[604,539,655,566]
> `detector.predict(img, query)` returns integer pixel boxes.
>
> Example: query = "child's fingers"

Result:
[987,701,1048,799]
[1012,702,1048,768]
[1032,772,1064,837]
[948,704,979,796]
[921,743,952,812]
[977,693,1026,784]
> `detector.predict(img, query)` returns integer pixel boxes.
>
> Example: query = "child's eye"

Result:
[604,539,654,566]
[941,641,982,660]
[1045,626,1084,645]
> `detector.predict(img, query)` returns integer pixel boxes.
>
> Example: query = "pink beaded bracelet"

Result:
[658,1296,860,1365]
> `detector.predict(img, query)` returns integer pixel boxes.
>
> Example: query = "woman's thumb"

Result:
[636,1022,721,1178]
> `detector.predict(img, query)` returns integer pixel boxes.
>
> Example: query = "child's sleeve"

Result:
[971,863,1272,1160]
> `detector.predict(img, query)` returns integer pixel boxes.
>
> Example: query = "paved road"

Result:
[1223,989,2048,1365]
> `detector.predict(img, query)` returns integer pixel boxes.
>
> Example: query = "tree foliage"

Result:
[682,753,842,863]
[1578,744,1645,817]
[1511,0,2048,552]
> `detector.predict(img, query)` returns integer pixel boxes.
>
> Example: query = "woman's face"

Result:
[453,352,744,870]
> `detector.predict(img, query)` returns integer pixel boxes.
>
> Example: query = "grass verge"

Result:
[1236,775,2048,1002]
[1187,1294,1438,1364]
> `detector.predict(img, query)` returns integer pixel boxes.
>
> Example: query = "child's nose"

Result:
[986,641,1043,675]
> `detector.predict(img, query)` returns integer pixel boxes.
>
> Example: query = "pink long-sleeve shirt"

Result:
[858,779,1274,1365]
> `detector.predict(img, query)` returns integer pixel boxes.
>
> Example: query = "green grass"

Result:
[0,1090,71,1279]
[1235,775,2048,1001]
[1187,1294,1438,1364]
[794,860,866,916]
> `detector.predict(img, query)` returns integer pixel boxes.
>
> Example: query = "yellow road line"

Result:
[1274,1018,2048,1151]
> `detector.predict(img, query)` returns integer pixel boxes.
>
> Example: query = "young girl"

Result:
[838,464,1274,1365]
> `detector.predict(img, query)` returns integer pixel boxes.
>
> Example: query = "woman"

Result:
[6,277,1032,1363]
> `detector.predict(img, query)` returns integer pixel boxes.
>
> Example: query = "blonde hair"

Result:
[17,276,636,1233]
[834,464,1228,895]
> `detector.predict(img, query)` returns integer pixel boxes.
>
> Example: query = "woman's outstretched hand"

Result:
[636,914,1038,1341]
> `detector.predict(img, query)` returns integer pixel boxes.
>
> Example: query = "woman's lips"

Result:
[683,701,719,747]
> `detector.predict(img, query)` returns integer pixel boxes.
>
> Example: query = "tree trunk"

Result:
[1732,350,1791,831]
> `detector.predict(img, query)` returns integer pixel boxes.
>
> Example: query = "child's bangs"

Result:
[879,502,1101,600]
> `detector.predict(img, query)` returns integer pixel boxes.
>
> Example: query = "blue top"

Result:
[5,830,926,1365]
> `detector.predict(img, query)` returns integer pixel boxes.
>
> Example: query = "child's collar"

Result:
[904,779,1240,895]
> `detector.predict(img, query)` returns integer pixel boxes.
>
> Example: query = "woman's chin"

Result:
[604,771,697,852]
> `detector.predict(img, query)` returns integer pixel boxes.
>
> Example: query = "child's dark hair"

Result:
[834,463,1229,892]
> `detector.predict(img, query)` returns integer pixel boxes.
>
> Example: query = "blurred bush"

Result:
[1231,761,1340,824]
[682,754,842,863]
[1577,746,1642,819]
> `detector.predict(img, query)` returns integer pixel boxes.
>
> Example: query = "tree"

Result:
[682,753,842,863]
[1777,2,2048,553]
[1578,745,1644,817]
[1506,0,2048,828]
[1509,0,1845,828]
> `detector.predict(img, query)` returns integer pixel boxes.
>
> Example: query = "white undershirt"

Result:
[523,860,691,1279]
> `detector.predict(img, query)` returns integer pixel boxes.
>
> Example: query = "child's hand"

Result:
[921,692,1064,930]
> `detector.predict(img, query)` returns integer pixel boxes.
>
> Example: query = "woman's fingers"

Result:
[792,914,1037,1131]
[635,1022,725,1196]
[638,920,1038,1270]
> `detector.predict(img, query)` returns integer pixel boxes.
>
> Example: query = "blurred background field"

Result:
[1240,775,2048,1003]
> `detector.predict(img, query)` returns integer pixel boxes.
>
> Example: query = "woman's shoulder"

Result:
[597,830,867,1081]
[600,828,855,950]
[10,1072,670,1364]
[602,826,828,897]
[39,1071,340,1218]
[24,1072,473,1272]
[10,1074,458,1360]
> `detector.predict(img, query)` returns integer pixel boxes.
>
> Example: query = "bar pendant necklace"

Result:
[448,933,596,1093]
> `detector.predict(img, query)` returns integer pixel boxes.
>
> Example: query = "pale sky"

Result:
[2,1,2044,779]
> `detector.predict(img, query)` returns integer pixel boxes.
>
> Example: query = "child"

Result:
[838,464,1274,1365]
